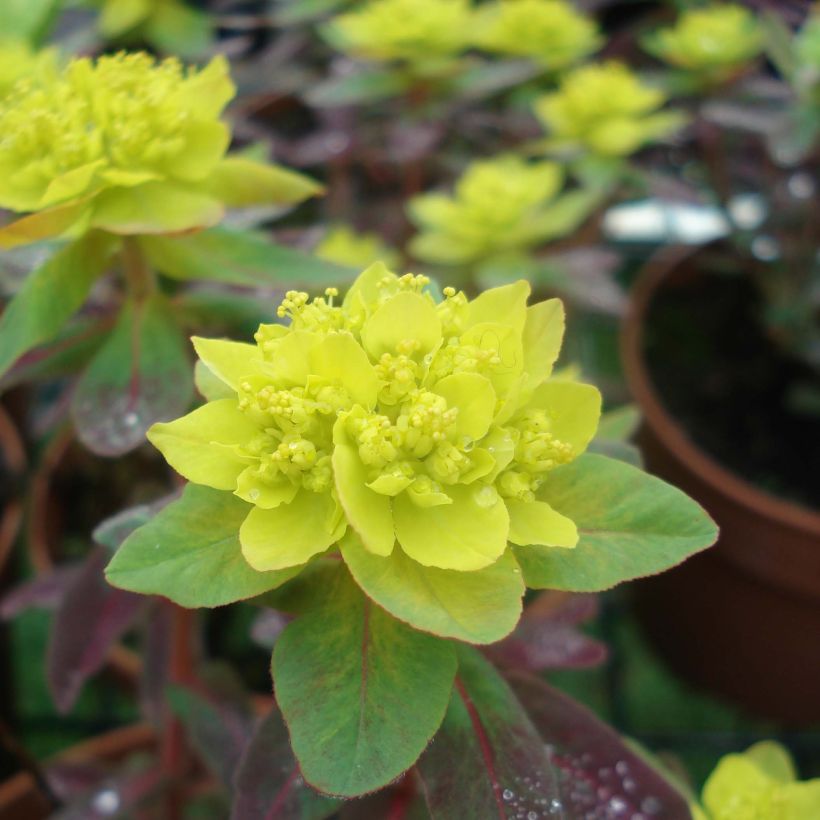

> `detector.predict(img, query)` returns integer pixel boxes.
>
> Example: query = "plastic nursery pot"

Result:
[622,246,820,724]
[0,724,155,818]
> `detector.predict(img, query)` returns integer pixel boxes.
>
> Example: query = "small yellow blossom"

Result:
[533,61,685,156]
[315,225,400,270]
[472,0,601,70]
[0,39,57,100]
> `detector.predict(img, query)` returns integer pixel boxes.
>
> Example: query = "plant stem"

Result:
[121,238,157,302]
[161,604,196,820]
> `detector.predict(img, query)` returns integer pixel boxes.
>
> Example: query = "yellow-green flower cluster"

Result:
[472,0,601,70]
[534,61,685,156]
[149,264,600,575]
[409,155,583,264]
[315,225,400,270]
[323,0,471,69]
[0,52,321,248]
[0,40,57,100]
[643,4,762,79]
[693,742,820,820]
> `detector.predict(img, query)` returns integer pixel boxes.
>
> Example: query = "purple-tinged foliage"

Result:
[510,675,691,820]
[46,547,146,712]
[0,565,81,618]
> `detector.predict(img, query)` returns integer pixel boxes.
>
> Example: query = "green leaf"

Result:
[515,453,718,592]
[0,0,60,42]
[143,1,212,58]
[272,564,457,797]
[304,70,411,107]
[417,644,562,818]
[596,404,640,441]
[0,233,116,380]
[70,293,194,456]
[445,59,540,101]
[340,533,524,644]
[106,484,301,607]
[140,228,353,289]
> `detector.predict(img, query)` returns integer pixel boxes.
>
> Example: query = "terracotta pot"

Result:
[0,724,155,818]
[622,247,820,724]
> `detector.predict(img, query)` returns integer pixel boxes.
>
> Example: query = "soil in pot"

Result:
[642,251,820,511]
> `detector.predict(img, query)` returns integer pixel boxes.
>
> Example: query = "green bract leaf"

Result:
[0,233,116,380]
[272,565,457,797]
[140,228,353,288]
[340,532,524,644]
[515,453,718,591]
[106,484,300,607]
[71,293,194,456]
[0,0,59,42]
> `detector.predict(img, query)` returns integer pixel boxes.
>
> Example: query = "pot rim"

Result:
[621,244,820,537]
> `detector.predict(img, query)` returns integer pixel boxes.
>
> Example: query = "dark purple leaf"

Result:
[92,493,178,552]
[0,565,81,619]
[167,667,256,789]
[510,674,692,819]
[417,645,563,819]
[339,782,431,819]
[231,706,339,820]
[487,592,607,672]
[70,294,194,457]
[47,547,146,712]
[49,763,165,820]
[250,608,292,649]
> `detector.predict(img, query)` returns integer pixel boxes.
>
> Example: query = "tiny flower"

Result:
[408,155,592,264]
[472,0,601,71]
[315,224,400,270]
[693,742,820,819]
[0,52,321,248]
[533,61,686,157]
[0,39,57,100]
[643,4,763,79]
[149,263,600,580]
[322,0,471,70]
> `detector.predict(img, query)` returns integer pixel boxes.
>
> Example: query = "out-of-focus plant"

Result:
[470,0,601,72]
[87,0,212,56]
[0,51,344,455]
[692,742,820,819]
[408,154,600,267]
[322,0,470,75]
[315,224,400,269]
[0,38,58,98]
[105,262,717,800]
[533,61,686,158]
[643,3,763,83]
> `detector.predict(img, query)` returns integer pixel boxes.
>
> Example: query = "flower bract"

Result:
[693,742,820,820]
[149,263,600,582]
[472,0,601,70]
[0,52,321,247]
[408,155,589,264]
[315,225,400,270]
[533,61,685,156]
[643,4,762,78]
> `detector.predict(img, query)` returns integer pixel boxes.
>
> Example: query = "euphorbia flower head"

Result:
[408,155,574,264]
[643,4,762,78]
[534,61,685,157]
[0,39,57,100]
[472,0,601,70]
[149,263,600,577]
[0,52,320,247]
[323,0,471,68]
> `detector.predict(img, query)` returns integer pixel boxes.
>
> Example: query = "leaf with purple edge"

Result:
[231,705,340,820]
[509,674,692,819]
[71,293,194,456]
[47,547,146,713]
